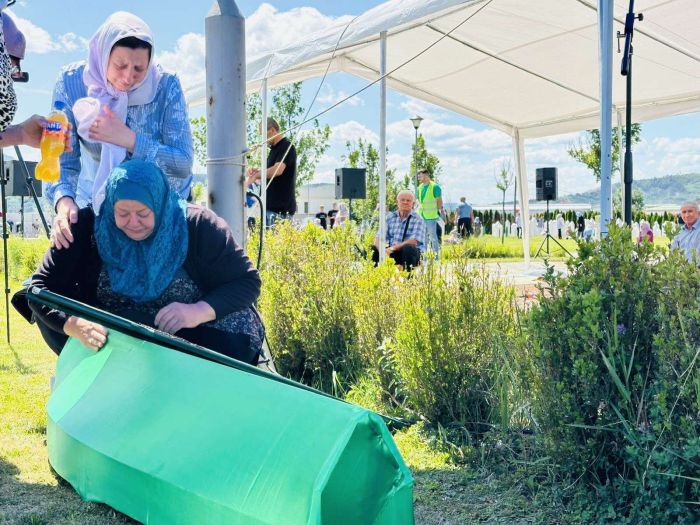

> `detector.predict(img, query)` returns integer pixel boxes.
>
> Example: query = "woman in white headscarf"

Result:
[47,11,194,249]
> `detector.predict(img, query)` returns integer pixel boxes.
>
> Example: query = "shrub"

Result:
[259,222,364,393]
[529,226,700,522]
[350,261,406,411]
[392,257,521,435]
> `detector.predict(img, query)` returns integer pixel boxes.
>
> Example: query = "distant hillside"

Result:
[559,173,700,206]
[561,173,700,205]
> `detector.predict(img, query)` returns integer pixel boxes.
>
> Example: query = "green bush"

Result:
[529,226,700,522]
[350,261,406,411]
[259,222,364,393]
[393,257,521,434]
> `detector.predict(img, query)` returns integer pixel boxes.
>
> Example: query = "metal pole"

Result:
[598,0,614,237]
[378,31,387,263]
[414,128,418,190]
[260,79,268,227]
[206,0,247,249]
[617,110,624,214]
[1,150,9,343]
[14,146,50,238]
[623,54,633,225]
[513,130,530,265]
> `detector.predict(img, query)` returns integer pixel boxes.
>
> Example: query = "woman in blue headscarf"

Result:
[30,159,263,365]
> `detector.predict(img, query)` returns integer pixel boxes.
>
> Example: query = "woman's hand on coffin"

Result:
[154,301,216,334]
[63,316,108,351]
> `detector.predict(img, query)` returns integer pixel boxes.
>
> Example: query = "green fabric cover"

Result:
[48,331,414,524]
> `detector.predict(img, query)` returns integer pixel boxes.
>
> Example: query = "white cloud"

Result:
[246,3,353,58]
[317,85,364,108]
[158,3,353,94]
[12,15,88,54]
[157,33,205,92]
[328,120,378,148]
[646,137,700,176]
[399,96,449,121]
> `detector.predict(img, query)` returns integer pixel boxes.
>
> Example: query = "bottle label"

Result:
[46,121,64,133]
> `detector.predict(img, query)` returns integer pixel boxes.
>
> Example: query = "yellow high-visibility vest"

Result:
[418,181,439,220]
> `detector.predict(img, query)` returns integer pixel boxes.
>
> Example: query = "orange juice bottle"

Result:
[35,101,69,182]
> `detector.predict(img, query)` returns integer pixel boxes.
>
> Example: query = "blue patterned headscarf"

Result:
[95,159,188,303]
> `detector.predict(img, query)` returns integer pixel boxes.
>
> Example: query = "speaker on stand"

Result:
[335,168,366,221]
[534,167,571,258]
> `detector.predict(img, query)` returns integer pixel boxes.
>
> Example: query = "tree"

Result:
[191,181,206,204]
[495,160,513,244]
[409,134,441,190]
[342,139,400,223]
[190,116,207,168]
[190,82,331,194]
[568,124,641,181]
[613,186,645,216]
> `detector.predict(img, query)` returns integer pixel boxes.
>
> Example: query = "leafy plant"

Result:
[393,257,521,435]
[529,226,700,522]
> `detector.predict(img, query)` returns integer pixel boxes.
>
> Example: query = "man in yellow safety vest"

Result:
[416,169,445,258]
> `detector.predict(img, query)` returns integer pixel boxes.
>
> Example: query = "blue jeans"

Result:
[424,219,440,257]
[266,210,293,228]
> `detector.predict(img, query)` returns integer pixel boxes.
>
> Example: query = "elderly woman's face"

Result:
[114,200,155,241]
[106,46,150,92]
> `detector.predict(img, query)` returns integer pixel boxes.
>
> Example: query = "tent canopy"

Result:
[187,0,700,139]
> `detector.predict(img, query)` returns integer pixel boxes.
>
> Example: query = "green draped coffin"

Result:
[47,331,414,524]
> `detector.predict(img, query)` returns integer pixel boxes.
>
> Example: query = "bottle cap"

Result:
[53,100,66,111]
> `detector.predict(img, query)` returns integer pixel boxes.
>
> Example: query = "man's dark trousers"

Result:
[371,245,421,271]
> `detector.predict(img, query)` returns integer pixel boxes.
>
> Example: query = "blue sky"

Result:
[8,0,700,205]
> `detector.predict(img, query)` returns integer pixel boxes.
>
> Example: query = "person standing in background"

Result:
[416,169,444,257]
[246,117,297,227]
[315,205,328,230]
[456,197,473,238]
[327,201,338,229]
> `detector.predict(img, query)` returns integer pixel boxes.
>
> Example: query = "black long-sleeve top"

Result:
[30,205,261,333]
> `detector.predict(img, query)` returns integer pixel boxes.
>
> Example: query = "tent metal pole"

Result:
[598,0,614,237]
[206,0,247,249]
[260,79,268,226]
[378,31,387,263]
[513,130,530,266]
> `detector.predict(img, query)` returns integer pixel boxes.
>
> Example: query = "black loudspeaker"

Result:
[5,160,41,197]
[335,168,366,199]
[535,167,557,201]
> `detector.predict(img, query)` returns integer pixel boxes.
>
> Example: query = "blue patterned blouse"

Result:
[45,62,193,207]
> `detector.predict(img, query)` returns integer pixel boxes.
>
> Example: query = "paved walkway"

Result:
[481,260,568,286]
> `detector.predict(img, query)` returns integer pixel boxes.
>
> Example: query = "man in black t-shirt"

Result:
[315,205,328,229]
[327,201,338,229]
[246,118,298,227]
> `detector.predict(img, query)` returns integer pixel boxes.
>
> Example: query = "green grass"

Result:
[442,233,671,262]
[0,279,135,525]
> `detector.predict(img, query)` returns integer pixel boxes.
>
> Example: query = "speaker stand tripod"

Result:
[14,146,50,238]
[0,147,51,344]
[1,150,10,342]
[535,199,572,258]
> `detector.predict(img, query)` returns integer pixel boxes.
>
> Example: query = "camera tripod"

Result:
[534,199,572,258]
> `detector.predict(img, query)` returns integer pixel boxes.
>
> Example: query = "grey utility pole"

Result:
[206,0,247,248]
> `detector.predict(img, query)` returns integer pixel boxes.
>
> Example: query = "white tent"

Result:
[189,0,700,260]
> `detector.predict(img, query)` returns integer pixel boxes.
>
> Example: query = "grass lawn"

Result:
[0,278,575,524]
